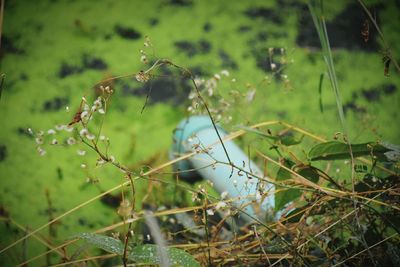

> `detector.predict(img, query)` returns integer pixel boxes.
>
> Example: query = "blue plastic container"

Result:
[170,116,275,222]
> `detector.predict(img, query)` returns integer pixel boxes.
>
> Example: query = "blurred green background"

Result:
[0,0,399,265]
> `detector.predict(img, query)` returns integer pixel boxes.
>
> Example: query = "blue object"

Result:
[170,116,275,222]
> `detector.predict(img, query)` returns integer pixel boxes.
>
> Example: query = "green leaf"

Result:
[308,141,390,161]
[275,159,301,212]
[129,244,200,267]
[298,167,319,183]
[238,126,303,146]
[73,233,124,255]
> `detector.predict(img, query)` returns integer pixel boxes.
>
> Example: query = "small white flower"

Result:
[109,155,115,162]
[77,149,86,156]
[80,111,89,121]
[86,133,95,140]
[220,191,228,199]
[79,128,95,140]
[193,78,203,87]
[98,108,105,114]
[81,163,87,169]
[27,128,33,135]
[50,138,58,145]
[64,126,74,132]
[214,74,221,80]
[55,124,65,131]
[66,106,70,112]
[93,97,102,108]
[140,55,147,63]
[96,158,106,166]
[83,104,90,111]
[216,201,227,210]
[47,129,56,135]
[80,128,89,137]
[37,147,46,156]
[206,209,214,216]
[220,70,229,77]
[231,78,236,82]
[91,105,97,112]
[67,137,76,145]
[270,63,276,71]
[35,137,43,145]
[99,135,106,141]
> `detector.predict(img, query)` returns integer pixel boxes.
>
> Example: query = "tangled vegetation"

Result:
[1,0,399,266]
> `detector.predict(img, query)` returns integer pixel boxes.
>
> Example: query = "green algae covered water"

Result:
[0,0,399,265]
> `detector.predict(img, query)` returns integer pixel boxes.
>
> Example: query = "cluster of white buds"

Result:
[187,70,240,124]
[79,128,95,140]
[191,191,201,202]
[99,85,114,95]
[135,71,150,83]
[140,49,148,64]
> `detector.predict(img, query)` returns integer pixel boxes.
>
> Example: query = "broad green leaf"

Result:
[298,167,320,183]
[275,162,319,212]
[275,159,301,212]
[129,244,200,267]
[238,126,303,146]
[73,233,124,255]
[308,141,389,161]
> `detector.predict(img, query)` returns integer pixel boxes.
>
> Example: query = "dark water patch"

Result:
[20,73,28,81]
[218,49,238,70]
[174,39,212,57]
[100,193,122,208]
[149,18,159,26]
[343,102,366,114]
[114,24,141,40]
[362,88,380,102]
[257,31,268,41]
[296,3,382,51]
[244,7,282,24]
[122,65,191,104]
[238,25,252,33]
[174,41,196,57]
[43,97,69,112]
[199,40,211,53]
[271,32,288,39]
[58,63,83,78]
[361,83,397,102]
[277,111,287,119]
[252,47,285,78]
[0,35,25,56]
[82,54,108,70]
[190,66,209,77]
[203,22,212,32]
[0,145,7,162]
[57,167,63,180]
[167,0,193,6]
[383,84,397,95]
[277,0,306,9]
